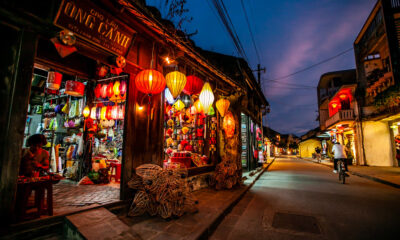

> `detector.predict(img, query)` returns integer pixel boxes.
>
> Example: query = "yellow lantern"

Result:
[223,111,235,138]
[165,71,187,98]
[83,105,90,118]
[90,107,97,120]
[113,81,120,98]
[194,99,204,114]
[173,99,185,111]
[216,98,230,117]
[101,106,107,120]
[199,82,214,114]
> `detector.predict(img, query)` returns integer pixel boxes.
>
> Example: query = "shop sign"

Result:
[54,0,136,56]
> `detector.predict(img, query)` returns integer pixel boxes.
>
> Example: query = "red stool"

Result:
[109,162,121,182]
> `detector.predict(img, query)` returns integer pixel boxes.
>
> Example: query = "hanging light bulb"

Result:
[199,82,214,114]
[173,99,185,111]
[165,71,187,98]
[90,107,97,120]
[83,105,90,118]
[164,88,175,105]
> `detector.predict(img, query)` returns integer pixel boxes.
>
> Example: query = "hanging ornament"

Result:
[135,69,166,95]
[65,81,85,97]
[101,84,108,99]
[113,81,121,98]
[119,80,127,97]
[90,107,97,120]
[194,99,203,114]
[106,106,112,120]
[46,71,63,90]
[183,75,203,95]
[182,94,192,108]
[216,98,230,117]
[118,105,125,119]
[83,105,90,118]
[208,105,215,116]
[165,88,175,105]
[94,84,102,98]
[165,71,187,98]
[111,105,119,119]
[96,65,109,78]
[199,82,214,114]
[115,56,126,68]
[107,82,114,98]
[59,30,76,46]
[101,106,107,120]
[223,111,235,138]
[173,99,185,111]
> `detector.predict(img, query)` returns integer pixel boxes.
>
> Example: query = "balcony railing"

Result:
[325,109,355,128]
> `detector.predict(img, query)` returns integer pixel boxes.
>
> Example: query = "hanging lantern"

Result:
[208,105,215,116]
[331,103,338,108]
[94,84,102,98]
[190,106,197,115]
[96,107,101,120]
[165,71,187,98]
[216,98,230,117]
[100,106,107,120]
[339,94,347,100]
[183,75,203,95]
[223,111,235,138]
[46,71,63,90]
[119,80,127,97]
[165,88,175,105]
[65,80,85,97]
[135,69,166,95]
[90,107,97,120]
[199,82,214,114]
[106,106,113,120]
[111,105,119,119]
[181,94,192,108]
[194,99,203,114]
[113,81,121,98]
[118,105,125,119]
[173,99,185,111]
[83,105,90,118]
[101,84,108,98]
[107,82,114,98]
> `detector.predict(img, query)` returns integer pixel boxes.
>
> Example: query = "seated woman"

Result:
[20,134,50,177]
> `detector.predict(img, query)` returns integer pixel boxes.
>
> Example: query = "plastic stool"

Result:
[109,162,121,182]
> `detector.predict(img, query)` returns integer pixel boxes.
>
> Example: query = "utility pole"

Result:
[253,64,266,85]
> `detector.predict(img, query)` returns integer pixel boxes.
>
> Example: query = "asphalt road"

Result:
[210,156,400,240]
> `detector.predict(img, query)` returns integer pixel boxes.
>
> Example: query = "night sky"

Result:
[147,0,376,136]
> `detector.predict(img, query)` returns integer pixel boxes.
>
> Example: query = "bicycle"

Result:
[337,158,346,184]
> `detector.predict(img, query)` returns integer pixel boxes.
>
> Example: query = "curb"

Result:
[304,158,400,189]
[197,157,276,239]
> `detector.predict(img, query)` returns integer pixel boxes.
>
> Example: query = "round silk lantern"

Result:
[101,84,108,98]
[107,82,114,98]
[165,71,187,98]
[83,105,90,118]
[194,100,203,114]
[101,106,107,120]
[183,75,203,95]
[113,81,120,98]
[65,81,85,97]
[216,98,230,117]
[199,82,214,114]
[165,88,175,105]
[208,105,215,116]
[173,99,185,111]
[223,111,235,138]
[106,106,112,120]
[95,84,102,98]
[135,69,166,95]
[90,107,97,120]
[182,94,192,108]
[111,106,119,120]
[119,80,127,97]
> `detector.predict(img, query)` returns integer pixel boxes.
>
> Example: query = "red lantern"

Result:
[183,76,203,95]
[94,84,102,98]
[223,111,235,138]
[106,106,112,120]
[339,94,347,100]
[107,82,114,98]
[46,71,63,90]
[101,84,108,98]
[135,69,166,95]
[118,105,125,119]
[65,81,85,97]
[119,80,127,97]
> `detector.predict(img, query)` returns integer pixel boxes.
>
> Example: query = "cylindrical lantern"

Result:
[106,106,112,120]
[65,81,85,97]
[101,106,107,120]
[90,107,97,120]
[113,81,120,98]
[165,71,187,98]
[182,94,192,108]
[83,105,90,118]
[94,84,102,98]
[165,88,175,105]
[46,71,63,90]
[107,82,114,98]
[111,105,119,119]
[119,80,127,97]
[216,98,230,117]
[199,82,214,114]
[173,99,185,111]
[183,75,203,95]
[135,69,166,95]
[223,111,235,138]
[101,84,108,98]
[194,99,203,114]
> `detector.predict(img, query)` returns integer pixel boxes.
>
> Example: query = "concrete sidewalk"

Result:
[305,158,400,188]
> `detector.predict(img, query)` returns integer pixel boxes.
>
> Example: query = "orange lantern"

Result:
[223,111,235,138]
[183,75,203,95]
[107,82,114,98]
[199,82,214,114]
[111,105,119,119]
[101,84,108,98]
[135,69,166,95]
[113,81,120,98]
[83,105,90,118]
[216,98,230,117]
[165,71,187,98]
[194,99,204,113]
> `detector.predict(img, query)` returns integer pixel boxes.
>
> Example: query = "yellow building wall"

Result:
[299,139,321,158]
[362,120,394,166]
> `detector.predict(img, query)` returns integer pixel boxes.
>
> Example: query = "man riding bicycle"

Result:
[331,141,349,175]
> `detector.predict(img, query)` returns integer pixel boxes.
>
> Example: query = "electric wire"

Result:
[240,0,260,63]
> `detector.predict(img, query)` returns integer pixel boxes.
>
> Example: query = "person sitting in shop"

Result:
[20,134,50,177]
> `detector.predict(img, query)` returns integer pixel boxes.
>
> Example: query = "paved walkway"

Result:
[211,157,400,240]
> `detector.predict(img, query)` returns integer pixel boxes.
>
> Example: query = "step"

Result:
[65,207,136,240]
